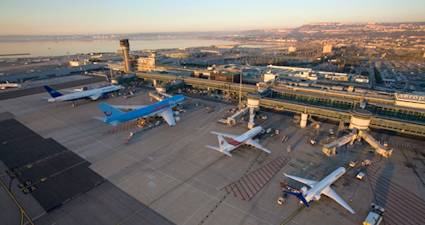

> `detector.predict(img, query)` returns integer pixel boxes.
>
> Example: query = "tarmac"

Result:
[1,82,425,225]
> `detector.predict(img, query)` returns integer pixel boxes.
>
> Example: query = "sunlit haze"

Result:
[1,0,425,35]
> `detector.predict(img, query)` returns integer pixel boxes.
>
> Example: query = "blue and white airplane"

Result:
[44,85,122,103]
[98,94,185,126]
[284,167,355,214]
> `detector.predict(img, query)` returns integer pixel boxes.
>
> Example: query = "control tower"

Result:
[120,39,131,73]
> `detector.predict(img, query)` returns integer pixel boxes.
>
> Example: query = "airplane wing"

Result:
[210,131,238,139]
[89,94,102,100]
[245,139,271,154]
[110,105,145,111]
[205,145,233,157]
[159,108,176,126]
[283,174,318,187]
[322,186,355,214]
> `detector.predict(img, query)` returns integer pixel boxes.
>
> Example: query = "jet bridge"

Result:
[322,129,357,156]
[359,130,393,158]
[219,94,261,128]
[322,129,393,158]
[219,107,249,126]
[148,91,172,102]
[322,109,393,158]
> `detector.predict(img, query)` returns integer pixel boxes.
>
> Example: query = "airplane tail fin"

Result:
[284,191,310,207]
[205,133,234,156]
[217,135,229,148]
[98,102,124,118]
[44,85,62,98]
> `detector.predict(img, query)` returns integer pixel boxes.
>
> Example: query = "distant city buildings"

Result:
[69,60,83,67]
[288,46,297,53]
[395,92,425,109]
[353,75,369,83]
[137,52,156,72]
[262,71,277,82]
[320,71,349,81]
[163,52,189,59]
[323,44,333,54]
[266,65,370,86]
[210,71,240,83]
[108,63,125,72]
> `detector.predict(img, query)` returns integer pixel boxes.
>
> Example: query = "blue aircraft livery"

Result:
[98,94,185,126]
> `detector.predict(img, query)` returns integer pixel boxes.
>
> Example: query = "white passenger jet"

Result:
[44,85,122,103]
[284,167,355,214]
[206,126,271,157]
[0,81,21,90]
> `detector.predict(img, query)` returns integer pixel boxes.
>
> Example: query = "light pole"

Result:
[239,67,243,106]
[239,61,250,107]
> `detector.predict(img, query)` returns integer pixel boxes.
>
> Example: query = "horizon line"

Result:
[1,20,424,37]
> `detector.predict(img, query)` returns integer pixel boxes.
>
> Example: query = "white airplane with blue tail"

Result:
[284,167,355,214]
[44,85,122,103]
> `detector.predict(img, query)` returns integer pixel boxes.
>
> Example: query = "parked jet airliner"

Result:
[44,85,122,103]
[0,81,21,90]
[284,167,355,214]
[98,94,185,126]
[206,126,271,156]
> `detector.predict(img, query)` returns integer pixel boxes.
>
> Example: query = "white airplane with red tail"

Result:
[206,126,271,157]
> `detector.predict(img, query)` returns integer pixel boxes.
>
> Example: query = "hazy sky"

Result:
[1,0,424,35]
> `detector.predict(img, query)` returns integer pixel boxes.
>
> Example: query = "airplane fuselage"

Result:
[48,85,122,102]
[304,167,346,202]
[206,126,271,156]
[0,83,20,89]
[284,166,355,214]
[105,95,185,124]
[225,126,262,147]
